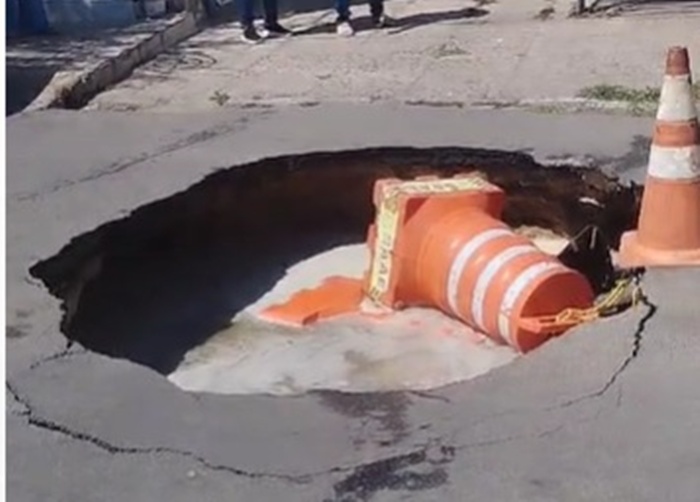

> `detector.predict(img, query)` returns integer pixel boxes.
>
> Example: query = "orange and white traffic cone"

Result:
[260,174,595,352]
[619,46,700,267]
[364,175,595,352]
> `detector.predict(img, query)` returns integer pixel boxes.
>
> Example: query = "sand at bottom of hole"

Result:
[169,309,518,395]
[168,232,567,396]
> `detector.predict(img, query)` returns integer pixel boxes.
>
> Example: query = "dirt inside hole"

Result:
[29,147,641,395]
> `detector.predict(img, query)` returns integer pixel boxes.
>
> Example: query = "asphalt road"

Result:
[7,104,700,501]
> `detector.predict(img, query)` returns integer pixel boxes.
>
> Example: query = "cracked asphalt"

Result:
[7,104,700,501]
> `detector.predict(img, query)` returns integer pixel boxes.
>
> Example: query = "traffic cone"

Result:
[619,46,700,267]
[259,174,595,352]
[364,175,595,352]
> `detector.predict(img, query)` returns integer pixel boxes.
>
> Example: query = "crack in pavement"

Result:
[9,363,592,501]
[28,344,87,370]
[408,391,452,404]
[406,286,658,448]
[8,296,655,485]
[555,291,657,410]
[5,380,311,484]
[7,381,31,418]
[452,389,615,455]
[326,406,615,502]
[6,281,657,496]
[13,113,271,202]
[7,379,456,489]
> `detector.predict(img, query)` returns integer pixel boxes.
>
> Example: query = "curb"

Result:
[468,97,700,116]
[24,10,205,112]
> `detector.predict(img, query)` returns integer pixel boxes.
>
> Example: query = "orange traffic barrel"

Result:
[619,46,700,267]
[365,175,595,352]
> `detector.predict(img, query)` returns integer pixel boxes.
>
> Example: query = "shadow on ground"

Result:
[5,18,182,115]
[117,4,489,93]
[204,0,397,21]
[578,0,700,16]
[6,56,58,116]
[204,0,489,34]
[296,6,489,35]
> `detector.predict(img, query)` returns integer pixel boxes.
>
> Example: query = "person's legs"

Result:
[260,0,291,35]
[261,0,278,25]
[236,0,262,42]
[335,0,355,35]
[369,0,387,26]
[236,0,255,28]
[369,0,383,19]
[335,0,351,21]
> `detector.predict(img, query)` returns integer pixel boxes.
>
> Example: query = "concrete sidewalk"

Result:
[6,12,202,116]
[87,0,700,113]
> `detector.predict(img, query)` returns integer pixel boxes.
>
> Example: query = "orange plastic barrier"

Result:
[258,276,364,327]
[619,46,700,267]
[364,175,595,352]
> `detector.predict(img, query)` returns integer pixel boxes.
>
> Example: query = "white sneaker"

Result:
[373,14,388,28]
[336,20,355,37]
[259,22,292,39]
[240,25,263,44]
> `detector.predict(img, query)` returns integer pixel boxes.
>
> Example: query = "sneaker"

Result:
[240,25,262,44]
[260,22,292,38]
[336,20,355,37]
[372,14,389,28]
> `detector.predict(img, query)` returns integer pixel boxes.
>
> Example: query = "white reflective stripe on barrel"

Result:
[497,261,563,346]
[657,75,698,122]
[470,245,540,332]
[647,144,700,181]
[446,228,511,317]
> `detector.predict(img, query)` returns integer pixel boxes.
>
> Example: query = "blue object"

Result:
[19,0,50,35]
[202,0,234,18]
[7,0,21,37]
[41,0,137,34]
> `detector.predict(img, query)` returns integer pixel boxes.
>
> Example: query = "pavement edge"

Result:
[24,9,206,113]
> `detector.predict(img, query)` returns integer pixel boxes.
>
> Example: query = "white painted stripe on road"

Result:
[497,261,563,346]
[470,245,539,332]
[446,228,511,317]
[648,144,700,180]
[657,75,698,122]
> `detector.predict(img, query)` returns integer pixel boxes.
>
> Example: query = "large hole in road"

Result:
[29,147,641,396]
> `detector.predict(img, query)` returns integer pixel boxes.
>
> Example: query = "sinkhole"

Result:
[29,147,641,396]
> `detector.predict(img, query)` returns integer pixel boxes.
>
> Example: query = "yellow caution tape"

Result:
[528,276,642,332]
[366,176,491,302]
[366,175,642,332]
